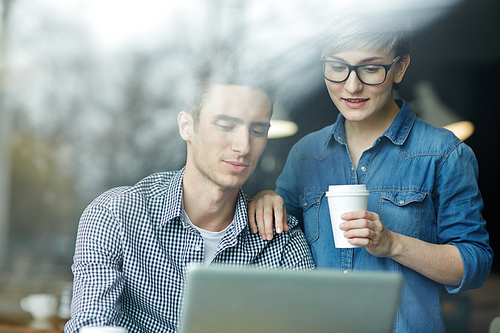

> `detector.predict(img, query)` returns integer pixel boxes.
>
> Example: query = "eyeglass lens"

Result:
[324,62,387,85]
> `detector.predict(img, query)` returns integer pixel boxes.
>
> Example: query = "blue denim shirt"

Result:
[275,100,493,332]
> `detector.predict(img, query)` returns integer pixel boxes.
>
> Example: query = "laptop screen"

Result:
[179,265,403,333]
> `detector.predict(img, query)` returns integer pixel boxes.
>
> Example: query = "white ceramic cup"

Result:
[20,293,58,320]
[326,184,370,248]
[80,327,128,333]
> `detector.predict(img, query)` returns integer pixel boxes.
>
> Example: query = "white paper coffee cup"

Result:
[326,185,370,248]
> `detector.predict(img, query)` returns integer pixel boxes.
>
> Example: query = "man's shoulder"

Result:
[279,214,315,269]
[285,213,300,230]
[239,191,301,232]
[133,170,180,195]
[239,192,299,230]
[91,170,181,207]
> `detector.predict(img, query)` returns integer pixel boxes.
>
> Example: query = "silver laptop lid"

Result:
[179,265,403,333]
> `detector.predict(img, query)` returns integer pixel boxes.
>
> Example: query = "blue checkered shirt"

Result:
[65,168,314,333]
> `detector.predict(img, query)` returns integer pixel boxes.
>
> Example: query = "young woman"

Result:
[249,11,492,332]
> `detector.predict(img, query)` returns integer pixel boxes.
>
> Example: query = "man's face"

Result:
[184,84,271,190]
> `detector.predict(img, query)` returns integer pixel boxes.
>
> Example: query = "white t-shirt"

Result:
[183,211,232,265]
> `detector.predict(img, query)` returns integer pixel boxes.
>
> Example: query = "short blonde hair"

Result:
[321,10,411,58]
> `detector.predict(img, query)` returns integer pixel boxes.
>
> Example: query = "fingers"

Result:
[340,210,372,221]
[338,211,389,252]
[248,190,289,241]
[347,237,371,247]
[261,201,275,240]
[341,226,377,249]
[249,195,272,240]
[339,211,377,238]
[270,200,289,234]
[248,200,258,234]
[251,196,269,238]
[343,227,374,241]
[282,206,289,232]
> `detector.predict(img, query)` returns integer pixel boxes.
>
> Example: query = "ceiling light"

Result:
[268,119,298,139]
[443,121,475,141]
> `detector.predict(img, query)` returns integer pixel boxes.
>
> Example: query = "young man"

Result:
[65,51,314,333]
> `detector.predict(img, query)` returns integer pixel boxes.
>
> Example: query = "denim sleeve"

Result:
[65,195,125,332]
[434,143,493,293]
[275,143,304,229]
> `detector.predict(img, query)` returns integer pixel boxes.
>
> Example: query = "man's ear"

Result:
[394,54,410,84]
[178,111,193,142]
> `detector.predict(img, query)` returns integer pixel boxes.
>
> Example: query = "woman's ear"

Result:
[394,54,410,84]
[178,111,193,142]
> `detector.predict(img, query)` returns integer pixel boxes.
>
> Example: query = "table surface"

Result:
[0,315,66,333]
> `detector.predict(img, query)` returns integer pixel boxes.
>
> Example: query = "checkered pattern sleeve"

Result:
[66,188,128,329]
[282,215,316,270]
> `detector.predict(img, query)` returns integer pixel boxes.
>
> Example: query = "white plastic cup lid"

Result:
[326,184,369,196]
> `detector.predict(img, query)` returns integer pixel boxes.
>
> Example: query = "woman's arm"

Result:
[340,210,463,286]
[249,144,302,241]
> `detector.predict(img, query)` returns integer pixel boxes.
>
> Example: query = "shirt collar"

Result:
[328,99,416,146]
[160,167,186,228]
[160,167,249,237]
[382,99,416,145]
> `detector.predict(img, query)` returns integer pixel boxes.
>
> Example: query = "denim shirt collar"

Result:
[328,99,416,146]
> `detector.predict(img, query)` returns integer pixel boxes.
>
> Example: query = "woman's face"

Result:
[324,49,409,124]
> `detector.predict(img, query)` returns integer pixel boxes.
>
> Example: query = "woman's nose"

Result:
[344,70,364,93]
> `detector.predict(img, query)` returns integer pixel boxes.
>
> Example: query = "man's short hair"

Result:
[188,48,276,125]
[320,10,411,59]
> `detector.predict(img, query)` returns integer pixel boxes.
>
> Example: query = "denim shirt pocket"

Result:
[379,190,426,238]
[299,191,324,245]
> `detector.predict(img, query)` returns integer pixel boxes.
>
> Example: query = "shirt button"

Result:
[195,245,201,251]
[337,136,342,140]
[399,200,405,205]
[361,166,367,172]
[343,270,350,274]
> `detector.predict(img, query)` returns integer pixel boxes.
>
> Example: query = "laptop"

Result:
[179,265,403,333]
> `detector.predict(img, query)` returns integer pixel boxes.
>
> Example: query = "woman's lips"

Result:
[342,98,369,109]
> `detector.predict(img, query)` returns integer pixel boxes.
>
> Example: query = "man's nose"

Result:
[231,129,251,155]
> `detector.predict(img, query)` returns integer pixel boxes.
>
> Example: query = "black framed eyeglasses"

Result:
[321,56,401,85]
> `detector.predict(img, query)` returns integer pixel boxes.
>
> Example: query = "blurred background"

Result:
[0,0,498,331]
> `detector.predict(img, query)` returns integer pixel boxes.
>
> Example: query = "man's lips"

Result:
[224,161,249,173]
[342,98,369,109]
